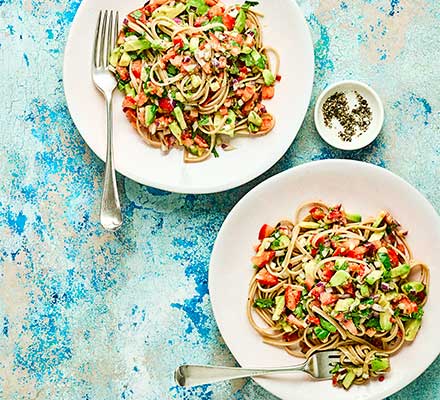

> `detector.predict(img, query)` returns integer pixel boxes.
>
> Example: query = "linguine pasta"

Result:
[248,202,429,389]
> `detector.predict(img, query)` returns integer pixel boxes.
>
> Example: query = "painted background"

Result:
[0,0,439,399]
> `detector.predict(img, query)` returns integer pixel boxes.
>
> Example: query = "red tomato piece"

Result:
[116,65,129,81]
[262,85,275,100]
[348,262,366,277]
[342,282,355,296]
[310,207,326,221]
[194,135,209,148]
[251,251,275,268]
[258,224,275,240]
[125,109,137,127]
[276,74,282,82]
[137,91,148,107]
[326,205,345,223]
[285,286,302,311]
[321,262,335,282]
[346,246,368,260]
[173,36,184,48]
[309,285,325,300]
[320,292,338,306]
[205,0,219,5]
[256,268,278,287]
[222,14,236,30]
[131,60,143,79]
[158,98,175,114]
[122,96,137,112]
[387,248,399,267]
[398,297,418,314]
[308,316,320,325]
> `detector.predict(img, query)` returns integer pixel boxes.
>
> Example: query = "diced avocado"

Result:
[365,270,383,285]
[169,121,182,144]
[342,370,356,390]
[368,230,385,242]
[320,318,337,333]
[335,298,355,312]
[402,282,425,294]
[379,311,393,331]
[360,284,370,297]
[214,112,224,128]
[234,9,246,32]
[241,45,252,54]
[210,81,220,92]
[262,69,275,86]
[152,3,186,18]
[279,319,293,333]
[335,259,348,270]
[377,248,391,270]
[372,211,386,228]
[251,49,261,63]
[123,39,151,52]
[141,66,149,82]
[404,319,422,341]
[188,145,203,156]
[384,291,399,301]
[271,235,290,250]
[329,270,350,287]
[125,85,136,97]
[345,213,362,223]
[191,74,202,88]
[371,358,389,372]
[173,107,187,130]
[175,92,185,102]
[119,52,132,67]
[390,264,410,278]
[248,111,262,127]
[109,47,121,67]
[349,297,360,311]
[189,37,199,53]
[299,221,320,229]
[227,110,236,127]
[145,105,158,126]
[272,295,285,321]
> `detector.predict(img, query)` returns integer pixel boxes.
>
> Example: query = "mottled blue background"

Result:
[0,0,439,399]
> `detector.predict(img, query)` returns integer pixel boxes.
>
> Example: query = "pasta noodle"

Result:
[109,0,280,162]
[248,202,429,389]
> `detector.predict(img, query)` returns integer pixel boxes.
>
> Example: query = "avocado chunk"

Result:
[145,105,158,126]
[272,295,285,321]
[173,107,187,130]
[125,85,136,97]
[124,39,151,52]
[371,358,389,372]
[299,221,320,229]
[119,52,132,67]
[169,121,182,144]
[404,319,422,341]
[248,111,262,127]
[234,9,246,32]
[365,270,383,285]
[402,281,425,294]
[262,69,275,86]
[345,212,362,223]
[109,47,121,67]
[342,370,356,390]
[334,298,355,312]
[329,270,350,287]
[189,37,199,53]
[360,284,370,297]
[390,264,410,278]
[379,311,392,331]
[368,230,385,242]
[271,235,290,250]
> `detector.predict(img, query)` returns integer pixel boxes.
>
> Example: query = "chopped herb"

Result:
[320,318,337,333]
[314,326,330,341]
[242,1,259,11]
[211,146,219,158]
[330,363,341,374]
[186,0,209,16]
[254,298,275,309]
[167,64,179,76]
[199,116,210,126]
[365,318,381,329]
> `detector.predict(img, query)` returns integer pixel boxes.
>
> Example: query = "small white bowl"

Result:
[314,80,384,150]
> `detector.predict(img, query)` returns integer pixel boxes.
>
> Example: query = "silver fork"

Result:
[92,10,123,232]
[174,350,340,387]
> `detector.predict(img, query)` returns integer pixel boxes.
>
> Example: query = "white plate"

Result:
[209,159,440,400]
[63,0,314,194]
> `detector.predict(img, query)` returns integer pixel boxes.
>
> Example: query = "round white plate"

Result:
[63,0,314,194]
[209,159,440,400]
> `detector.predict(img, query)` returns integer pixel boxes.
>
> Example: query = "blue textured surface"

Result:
[0,0,439,399]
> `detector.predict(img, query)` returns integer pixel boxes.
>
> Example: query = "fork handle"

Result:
[174,363,307,387]
[100,94,122,231]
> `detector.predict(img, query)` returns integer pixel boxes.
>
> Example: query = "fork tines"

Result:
[93,10,119,70]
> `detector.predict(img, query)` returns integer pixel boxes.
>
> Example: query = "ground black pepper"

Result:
[322,91,372,142]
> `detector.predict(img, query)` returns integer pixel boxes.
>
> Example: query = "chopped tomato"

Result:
[194,15,209,27]
[336,238,360,251]
[131,60,143,79]
[194,135,209,148]
[276,74,282,82]
[308,316,320,326]
[364,241,379,256]
[158,98,175,114]
[398,297,418,314]
[283,331,299,342]
[346,246,368,260]
[396,243,405,254]
[208,4,224,18]
[348,262,366,277]
[116,65,129,81]
[122,96,136,112]
[260,115,273,132]
[310,207,326,221]
[342,282,355,296]
[334,313,344,322]
[342,319,358,335]
[251,251,275,268]
[222,14,236,30]
[240,66,250,74]
[321,262,335,282]
[125,109,137,128]
[320,292,338,306]
[312,234,326,248]
[173,36,184,48]
[310,248,318,257]
[332,375,338,386]
[310,285,325,300]
[262,85,275,99]
[241,85,256,102]
[219,106,228,116]
[206,0,219,5]
[326,205,346,223]
[137,91,148,107]
[258,224,274,240]
[305,275,316,291]
[256,268,278,287]
[332,247,346,257]
[285,286,302,311]
[387,248,399,267]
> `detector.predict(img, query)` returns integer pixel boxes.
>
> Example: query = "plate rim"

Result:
[62,0,315,194]
[209,159,440,400]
